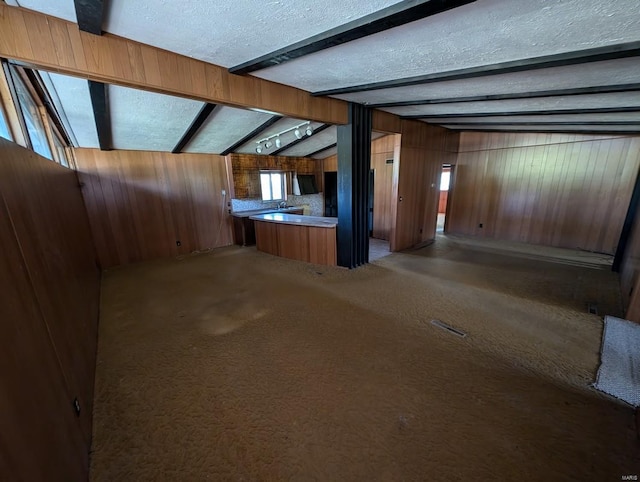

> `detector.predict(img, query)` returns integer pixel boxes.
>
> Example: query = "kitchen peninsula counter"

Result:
[249,213,337,266]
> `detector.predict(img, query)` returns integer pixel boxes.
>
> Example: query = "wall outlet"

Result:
[221,189,226,196]
[478,223,483,228]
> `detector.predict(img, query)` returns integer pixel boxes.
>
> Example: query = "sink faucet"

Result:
[278,201,287,208]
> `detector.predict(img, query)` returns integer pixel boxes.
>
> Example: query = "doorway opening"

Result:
[437,164,451,233]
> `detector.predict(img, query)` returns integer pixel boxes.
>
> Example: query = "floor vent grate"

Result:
[429,319,467,338]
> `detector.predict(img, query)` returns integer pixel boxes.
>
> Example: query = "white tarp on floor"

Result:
[594,315,640,407]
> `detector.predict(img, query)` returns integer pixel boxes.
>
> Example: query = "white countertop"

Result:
[231,206,303,218]
[250,213,338,228]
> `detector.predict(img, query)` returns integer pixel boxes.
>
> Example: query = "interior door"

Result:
[324,172,338,217]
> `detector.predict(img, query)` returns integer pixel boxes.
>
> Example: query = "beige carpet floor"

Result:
[91,235,639,481]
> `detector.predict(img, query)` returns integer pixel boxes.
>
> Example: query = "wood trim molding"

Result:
[0,4,349,125]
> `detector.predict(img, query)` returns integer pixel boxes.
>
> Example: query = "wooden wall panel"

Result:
[448,133,640,255]
[74,148,233,268]
[323,127,458,251]
[620,210,640,323]
[438,191,448,213]
[231,153,319,199]
[322,154,338,172]
[0,138,100,480]
[0,202,86,481]
[392,123,459,251]
[371,134,400,241]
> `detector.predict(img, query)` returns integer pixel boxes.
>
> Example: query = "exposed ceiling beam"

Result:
[87,80,111,150]
[73,0,106,35]
[432,121,640,126]
[368,83,640,108]
[312,41,640,96]
[171,103,217,154]
[229,0,477,75]
[219,115,282,156]
[271,123,331,156]
[402,107,640,119]
[443,127,640,135]
[306,142,337,158]
[0,5,349,125]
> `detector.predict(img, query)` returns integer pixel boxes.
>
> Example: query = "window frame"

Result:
[2,63,74,168]
[260,170,287,202]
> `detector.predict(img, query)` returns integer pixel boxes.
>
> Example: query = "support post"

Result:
[337,103,371,268]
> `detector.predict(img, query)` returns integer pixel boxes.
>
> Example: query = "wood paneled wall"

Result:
[447,132,640,255]
[322,126,457,250]
[392,122,459,251]
[0,138,100,480]
[370,134,400,241]
[74,148,233,268]
[620,175,640,323]
[231,153,319,199]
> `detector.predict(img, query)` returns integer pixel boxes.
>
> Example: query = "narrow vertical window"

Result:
[12,73,52,160]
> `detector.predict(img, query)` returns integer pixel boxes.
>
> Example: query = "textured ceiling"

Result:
[306,131,387,159]
[4,0,77,22]
[333,58,640,105]
[12,0,640,146]
[184,106,274,155]
[423,113,640,124]
[104,0,402,68]
[280,126,337,157]
[108,86,203,151]
[255,0,640,92]
[383,93,640,117]
[235,118,326,155]
[42,71,99,148]
[444,124,640,133]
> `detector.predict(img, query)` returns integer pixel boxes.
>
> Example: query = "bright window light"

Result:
[440,171,451,191]
[260,171,286,202]
[0,108,11,141]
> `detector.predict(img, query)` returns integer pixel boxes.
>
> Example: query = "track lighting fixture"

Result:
[254,121,314,154]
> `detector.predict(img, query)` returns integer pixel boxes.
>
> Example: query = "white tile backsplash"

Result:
[232,193,324,216]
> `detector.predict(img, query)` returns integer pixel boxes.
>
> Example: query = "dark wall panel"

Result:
[0,138,100,480]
